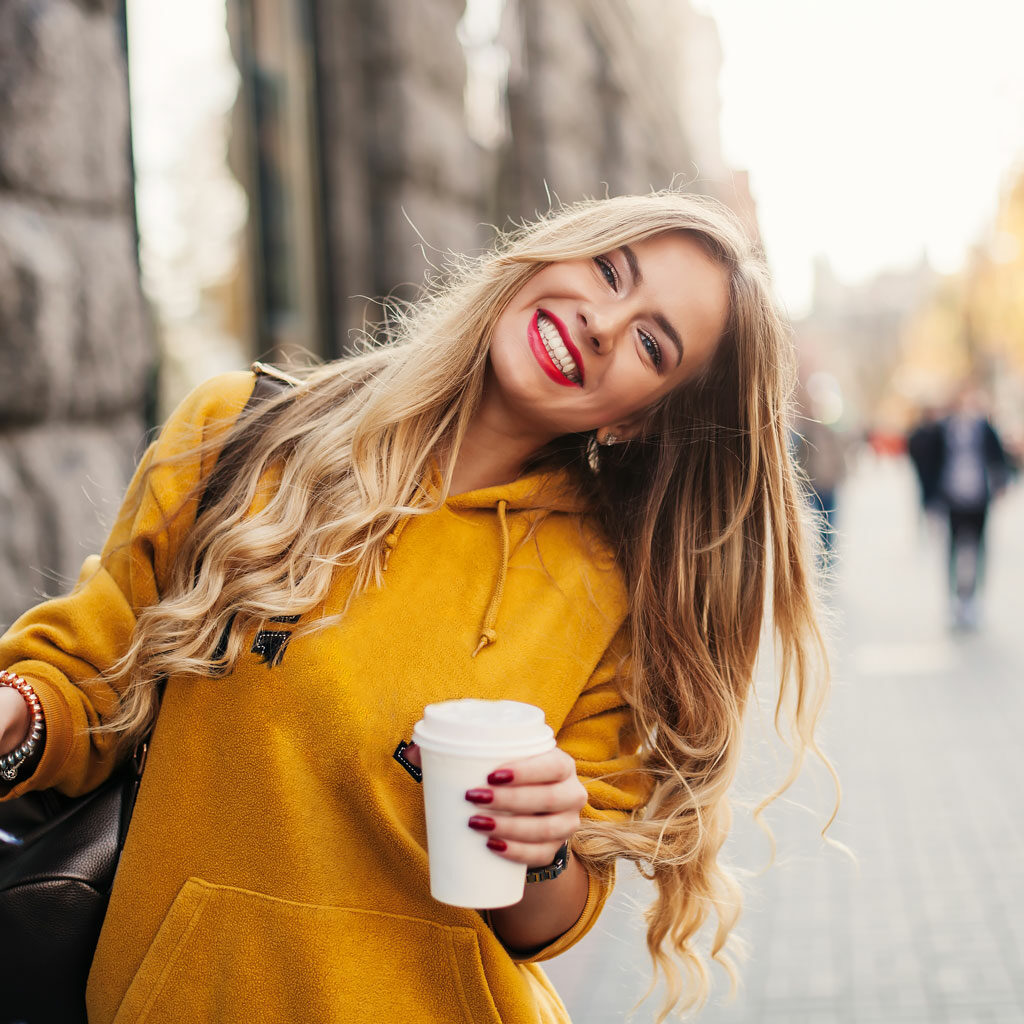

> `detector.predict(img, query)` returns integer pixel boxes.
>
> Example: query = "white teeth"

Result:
[537,313,581,383]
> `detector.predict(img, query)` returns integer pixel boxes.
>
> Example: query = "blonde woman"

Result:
[0,192,831,1023]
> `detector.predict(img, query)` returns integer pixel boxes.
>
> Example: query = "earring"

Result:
[600,432,619,447]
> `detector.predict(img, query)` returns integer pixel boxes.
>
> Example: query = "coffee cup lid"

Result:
[412,699,555,757]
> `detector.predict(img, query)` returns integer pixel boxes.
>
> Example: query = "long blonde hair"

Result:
[102,191,832,1020]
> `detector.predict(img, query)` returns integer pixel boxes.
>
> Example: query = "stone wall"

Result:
[312,0,701,353]
[0,0,726,623]
[500,0,693,218]
[313,0,486,347]
[0,0,152,626]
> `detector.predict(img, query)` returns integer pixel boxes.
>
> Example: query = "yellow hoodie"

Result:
[0,371,650,1024]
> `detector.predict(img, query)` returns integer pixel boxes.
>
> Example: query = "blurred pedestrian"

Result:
[790,376,847,569]
[0,193,833,1022]
[906,405,944,517]
[934,386,1012,629]
[793,415,847,565]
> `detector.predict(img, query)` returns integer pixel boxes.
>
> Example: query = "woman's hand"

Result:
[404,743,591,949]
[0,686,31,757]
[402,744,588,867]
[462,748,588,868]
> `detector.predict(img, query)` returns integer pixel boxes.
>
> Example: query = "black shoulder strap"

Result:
[122,367,299,780]
[196,366,297,520]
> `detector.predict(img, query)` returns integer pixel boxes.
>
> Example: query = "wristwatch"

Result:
[525,841,570,884]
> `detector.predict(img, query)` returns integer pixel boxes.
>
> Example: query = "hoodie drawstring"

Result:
[382,514,416,573]
[472,499,510,657]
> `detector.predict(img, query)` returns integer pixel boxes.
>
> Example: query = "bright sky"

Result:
[128,0,1024,324]
[694,0,1024,316]
[127,0,241,320]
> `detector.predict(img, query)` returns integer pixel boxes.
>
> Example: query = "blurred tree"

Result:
[970,172,1024,377]
[891,166,1024,439]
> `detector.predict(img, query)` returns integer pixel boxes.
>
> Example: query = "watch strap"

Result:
[525,841,570,883]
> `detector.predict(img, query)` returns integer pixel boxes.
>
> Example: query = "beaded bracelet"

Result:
[0,669,45,782]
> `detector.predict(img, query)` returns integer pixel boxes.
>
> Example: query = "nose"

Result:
[578,302,626,354]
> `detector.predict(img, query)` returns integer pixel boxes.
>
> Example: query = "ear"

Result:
[596,414,647,446]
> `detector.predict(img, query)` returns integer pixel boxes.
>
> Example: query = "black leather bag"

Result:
[0,749,146,1023]
[0,368,292,1024]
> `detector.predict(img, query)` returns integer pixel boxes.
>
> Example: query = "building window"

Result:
[231,0,327,360]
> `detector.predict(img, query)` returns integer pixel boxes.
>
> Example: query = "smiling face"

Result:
[484,231,731,445]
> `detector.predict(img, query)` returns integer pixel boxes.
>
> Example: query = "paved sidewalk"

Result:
[546,454,1024,1023]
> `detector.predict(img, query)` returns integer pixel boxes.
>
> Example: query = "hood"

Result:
[385,467,593,658]
[444,467,587,515]
[449,468,590,656]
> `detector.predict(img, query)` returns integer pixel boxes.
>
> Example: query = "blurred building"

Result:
[795,254,939,431]
[865,164,1024,444]
[217,0,759,372]
[1,0,758,623]
[0,0,153,624]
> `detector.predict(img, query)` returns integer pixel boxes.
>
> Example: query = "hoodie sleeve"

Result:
[506,627,651,963]
[0,371,258,800]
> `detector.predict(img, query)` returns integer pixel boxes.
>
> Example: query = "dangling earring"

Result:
[600,432,619,447]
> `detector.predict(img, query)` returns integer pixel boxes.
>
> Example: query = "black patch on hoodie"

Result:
[214,615,302,670]
[251,616,302,667]
[251,630,292,667]
[393,740,423,783]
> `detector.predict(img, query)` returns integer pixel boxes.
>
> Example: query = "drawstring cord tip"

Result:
[472,629,497,658]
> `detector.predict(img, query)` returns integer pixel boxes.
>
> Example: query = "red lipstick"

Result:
[527,310,584,388]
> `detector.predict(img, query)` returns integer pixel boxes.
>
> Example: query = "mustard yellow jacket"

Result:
[0,371,649,1024]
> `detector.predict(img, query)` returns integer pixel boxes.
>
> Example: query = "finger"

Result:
[485,748,577,787]
[467,776,588,815]
[473,809,580,846]
[483,835,568,868]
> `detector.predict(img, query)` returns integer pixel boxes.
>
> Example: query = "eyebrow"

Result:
[620,245,643,287]
[619,245,685,365]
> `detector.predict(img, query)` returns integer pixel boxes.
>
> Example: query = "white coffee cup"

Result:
[412,699,556,908]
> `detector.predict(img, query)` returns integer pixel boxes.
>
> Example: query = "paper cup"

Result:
[412,699,556,908]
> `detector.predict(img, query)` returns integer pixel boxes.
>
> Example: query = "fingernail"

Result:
[468,815,496,831]
[487,769,514,785]
[486,837,508,852]
[465,788,493,804]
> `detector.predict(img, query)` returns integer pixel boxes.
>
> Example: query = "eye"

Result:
[639,330,662,370]
[594,255,618,291]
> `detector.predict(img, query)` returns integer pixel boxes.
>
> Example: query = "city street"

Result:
[547,451,1024,1023]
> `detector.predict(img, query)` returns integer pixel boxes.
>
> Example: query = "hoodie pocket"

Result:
[113,878,504,1024]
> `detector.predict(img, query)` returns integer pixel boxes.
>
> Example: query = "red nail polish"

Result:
[465,788,493,804]
[468,815,496,831]
[486,837,508,852]
[487,769,514,785]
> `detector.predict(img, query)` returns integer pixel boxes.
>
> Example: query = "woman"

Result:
[0,192,832,1023]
